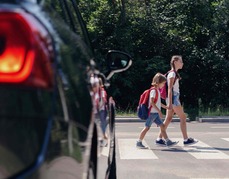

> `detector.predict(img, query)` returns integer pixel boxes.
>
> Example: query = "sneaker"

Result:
[100,139,108,147]
[183,138,198,145]
[165,139,178,147]
[136,141,146,148]
[155,139,166,146]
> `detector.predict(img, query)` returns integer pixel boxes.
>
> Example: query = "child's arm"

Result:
[161,103,168,110]
[101,88,107,103]
[150,97,160,112]
[150,97,163,118]
[167,77,175,110]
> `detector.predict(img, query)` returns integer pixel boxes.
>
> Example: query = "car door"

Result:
[0,1,132,179]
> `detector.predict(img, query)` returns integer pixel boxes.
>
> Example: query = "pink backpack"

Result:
[159,70,177,99]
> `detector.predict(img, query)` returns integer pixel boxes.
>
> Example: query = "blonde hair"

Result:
[170,55,182,80]
[98,78,104,87]
[151,73,166,87]
[170,55,182,68]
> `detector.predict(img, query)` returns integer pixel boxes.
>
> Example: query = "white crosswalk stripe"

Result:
[211,126,229,128]
[116,138,229,160]
[222,138,229,142]
[174,138,229,159]
[118,139,158,159]
[191,178,229,179]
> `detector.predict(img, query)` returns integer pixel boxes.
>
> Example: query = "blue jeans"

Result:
[172,91,181,106]
[145,113,163,127]
[166,91,181,106]
[99,110,107,134]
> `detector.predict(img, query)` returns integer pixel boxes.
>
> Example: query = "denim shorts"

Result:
[166,91,181,106]
[145,113,163,127]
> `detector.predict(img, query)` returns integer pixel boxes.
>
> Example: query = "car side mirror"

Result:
[106,50,132,80]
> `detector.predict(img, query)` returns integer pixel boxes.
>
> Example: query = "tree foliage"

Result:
[78,0,229,117]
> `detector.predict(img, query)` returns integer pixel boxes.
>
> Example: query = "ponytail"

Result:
[171,56,181,80]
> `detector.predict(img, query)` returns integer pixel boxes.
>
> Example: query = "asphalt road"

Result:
[114,120,229,179]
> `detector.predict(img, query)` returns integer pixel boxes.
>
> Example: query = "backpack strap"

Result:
[154,88,159,104]
[141,88,151,105]
[149,87,158,103]
[99,87,107,102]
[166,70,177,85]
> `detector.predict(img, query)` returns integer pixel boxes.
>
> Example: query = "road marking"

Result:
[138,126,174,129]
[191,178,229,179]
[118,139,158,159]
[175,138,229,159]
[117,138,229,160]
[100,138,110,157]
[211,126,229,129]
[101,144,109,157]
[222,138,229,142]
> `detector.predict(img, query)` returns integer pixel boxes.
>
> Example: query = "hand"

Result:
[167,104,173,110]
[109,96,115,105]
[158,111,163,119]
[164,106,169,110]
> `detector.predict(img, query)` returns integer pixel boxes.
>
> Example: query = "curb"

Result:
[116,116,229,123]
[197,117,229,123]
[115,117,185,123]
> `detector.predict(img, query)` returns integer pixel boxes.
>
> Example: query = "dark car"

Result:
[0,0,132,179]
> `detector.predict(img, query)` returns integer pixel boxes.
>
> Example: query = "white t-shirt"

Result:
[149,88,161,113]
[94,88,107,111]
[167,71,179,93]
[98,89,107,111]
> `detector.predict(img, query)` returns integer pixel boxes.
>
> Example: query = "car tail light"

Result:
[0,10,54,89]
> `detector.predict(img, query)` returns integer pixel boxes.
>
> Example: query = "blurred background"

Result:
[77,0,229,120]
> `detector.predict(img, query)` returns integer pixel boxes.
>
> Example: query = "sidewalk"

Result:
[116,116,229,123]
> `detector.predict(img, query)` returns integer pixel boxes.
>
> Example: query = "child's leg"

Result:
[138,127,150,140]
[171,92,188,140]
[137,114,153,141]
[173,105,188,139]
[159,124,168,140]
[157,109,174,139]
[155,112,177,146]
[99,110,108,139]
[154,114,169,140]
[158,123,178,146]
[174,104,198,145]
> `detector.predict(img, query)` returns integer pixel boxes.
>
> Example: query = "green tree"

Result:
[78,0,229,116]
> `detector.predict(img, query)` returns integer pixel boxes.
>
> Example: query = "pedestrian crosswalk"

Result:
[115,138,229,160]
[222,138,229,142]
[118,139,158,159]
[174,138,229,159]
